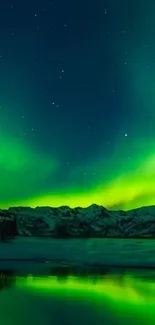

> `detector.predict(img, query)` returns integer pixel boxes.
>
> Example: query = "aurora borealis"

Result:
[0,1,155,210]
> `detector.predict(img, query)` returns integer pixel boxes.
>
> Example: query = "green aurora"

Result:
[0,1,155,211]
[1,130,155,210]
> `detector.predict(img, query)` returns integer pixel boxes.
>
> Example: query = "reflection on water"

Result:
[1,269,155,324]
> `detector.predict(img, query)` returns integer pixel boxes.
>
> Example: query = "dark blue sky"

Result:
[0,0,155,210]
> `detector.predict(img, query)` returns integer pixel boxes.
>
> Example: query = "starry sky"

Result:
[0,0,155,210]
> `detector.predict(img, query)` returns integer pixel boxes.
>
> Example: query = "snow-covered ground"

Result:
[0,237,155,273]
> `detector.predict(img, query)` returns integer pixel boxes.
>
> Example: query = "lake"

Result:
[1,237,155,324]
[1,269,155,325]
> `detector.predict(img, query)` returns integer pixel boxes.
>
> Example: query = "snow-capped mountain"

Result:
[1,204,155,238]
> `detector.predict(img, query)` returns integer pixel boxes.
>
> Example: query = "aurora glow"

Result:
[1,132,155,210]
[0,1,155,210]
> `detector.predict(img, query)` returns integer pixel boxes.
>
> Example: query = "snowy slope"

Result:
[1,204,155,238]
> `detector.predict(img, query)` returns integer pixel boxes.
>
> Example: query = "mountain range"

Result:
[1,204,155,238]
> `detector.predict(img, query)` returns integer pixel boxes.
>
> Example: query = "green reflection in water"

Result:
[15,273,155,324]
[16,274,155,303]
[1,273,155,324]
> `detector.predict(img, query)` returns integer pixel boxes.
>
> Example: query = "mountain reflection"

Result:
[1,269,155,324]
[0,270,15,291]
[15,271,155,306]
[1,268,155,306]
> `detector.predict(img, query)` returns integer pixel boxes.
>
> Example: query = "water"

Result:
[1,269,155,324]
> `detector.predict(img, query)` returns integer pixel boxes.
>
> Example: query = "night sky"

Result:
[0,0,155,210]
